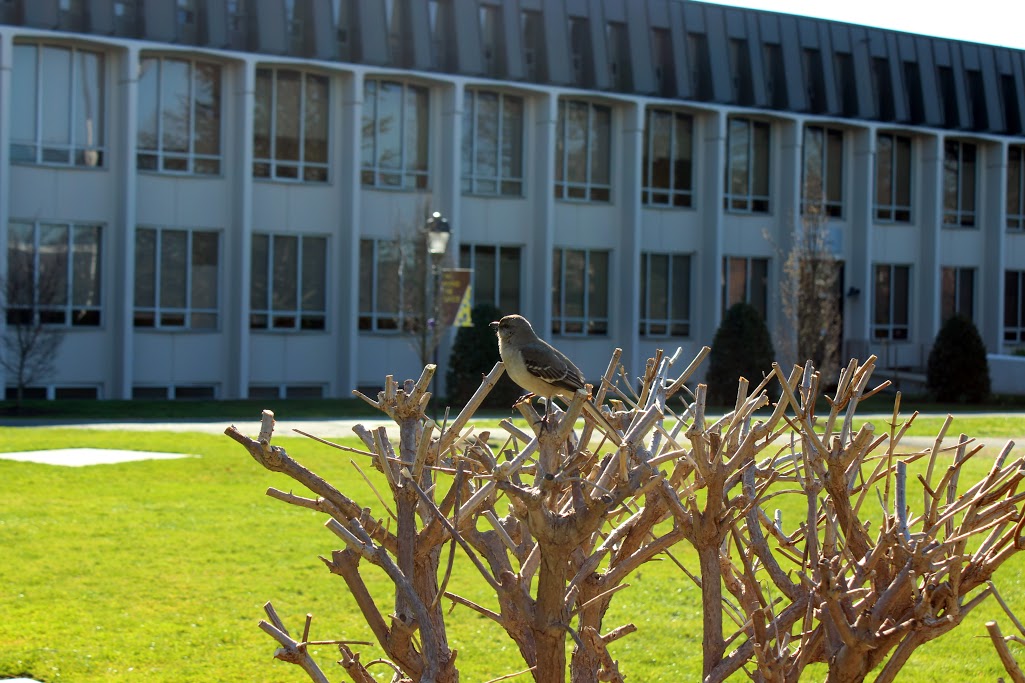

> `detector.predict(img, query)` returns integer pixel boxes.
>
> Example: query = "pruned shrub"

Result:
[706,302,775,405]
[927,314,991,403]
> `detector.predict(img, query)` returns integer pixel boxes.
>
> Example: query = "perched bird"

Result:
[491,314,586,401]
[491,314,621,444]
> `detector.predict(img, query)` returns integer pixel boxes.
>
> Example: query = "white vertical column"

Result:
[0,32,13,371]
[847,127,876,359]
[226,58,255,398]
[336,70,363,396]
[983,141,1009,352]
[618,101,643,377]
[919,134,943,361]
[112,44,140,399]
[434,79,464,397]
[697,110,726,346]
[773,117,803,362]
[529,91,558,327]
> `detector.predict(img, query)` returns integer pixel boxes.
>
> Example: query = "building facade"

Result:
[1,0,1024,400]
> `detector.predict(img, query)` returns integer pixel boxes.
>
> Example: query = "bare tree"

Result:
[1,242,67,407]
[776,200,843,383]
[382,198,452,386]
[227,345,1025,682]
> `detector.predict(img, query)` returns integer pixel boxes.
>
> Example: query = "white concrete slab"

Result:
[0,448,196,466]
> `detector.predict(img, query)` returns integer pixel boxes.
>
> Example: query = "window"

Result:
[729,39,753,105]
[1006,270,1025,343]
[479,5,501,77]
[249,384,325,399]
[834,53,857,115]
[873,57,895,120]
[606,21,629,90]
[459,244,521,314]
[555,99,611,202]
[941,266,975,323]
[722,256,768,320]
[133,385,217,399]
[552,248,609,336]
[6,221,102,327]
[651,28,675,97]
[361,79,429,189]
[904,61,924,123]
[134,227,219,329]
[462,90,524,196]
[643,108,693,208]
[876,133,912,222]
[137,56,222,174]
[802,125,844,218]
[803,48,826,114]
[521,10,542,81]
[763,43,787,108]
[1008,145,1025,231]
[725,117,770,213]
[943,139,976,227]
[568,17,591,87]
[11,43,104,167]
[250,234,327,330]
[359,238,417,331]
[688,32,711,100]
[254,68,329,182]
[873,264,910,340]
[640,252,691,337]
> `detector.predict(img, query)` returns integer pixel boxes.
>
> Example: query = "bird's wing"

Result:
[520,341,587,393]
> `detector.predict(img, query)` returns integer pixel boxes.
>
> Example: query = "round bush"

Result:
[926,315,991,403]
[445,303,523,409]
[706,303,776,406]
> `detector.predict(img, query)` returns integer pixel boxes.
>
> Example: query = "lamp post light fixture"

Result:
[425,211,450,412]
[426,211,451,259]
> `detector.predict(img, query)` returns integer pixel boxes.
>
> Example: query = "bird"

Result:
[491,314,622,445]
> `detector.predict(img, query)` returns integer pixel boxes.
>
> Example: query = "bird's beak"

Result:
[489,321,500,331]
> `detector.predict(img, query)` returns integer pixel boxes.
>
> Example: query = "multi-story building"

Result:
[1,0,1023,400]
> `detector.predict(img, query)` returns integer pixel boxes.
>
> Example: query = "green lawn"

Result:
[1,423,1023,682]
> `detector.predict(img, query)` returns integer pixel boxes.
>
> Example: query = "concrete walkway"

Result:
[0,412,1022,466]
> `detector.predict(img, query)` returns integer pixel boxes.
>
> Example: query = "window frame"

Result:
[942,139,977,228]
[555,99,612,203]
[11,41,105,168]
[253,66,330,183]
[358,237,416,333]
[361,79,430,190]
[1004,270,1025,344]
[1008,145,1025,231]
[461,89,525,197]
[133,226,221,330]
[640,252,692,338]
[721,256,769,320]
[872,264,911,341]
[642,107,694,208]
[136,54,223,176]
[250,233,328,332]
[875,132,913,223]
[802,124,844,219]
[941,266,975,324]
[458,243,522,314]
[724,117,771,214]
[6,220,103,328]
[552,247,610,336]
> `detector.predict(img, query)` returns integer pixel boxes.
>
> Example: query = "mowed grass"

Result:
[1,423,1024,682]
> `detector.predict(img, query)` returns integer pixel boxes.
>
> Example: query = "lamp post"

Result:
[425,211,450,410]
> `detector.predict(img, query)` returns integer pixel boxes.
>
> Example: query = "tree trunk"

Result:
[699,544,724,679]
[535,548,568,683]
